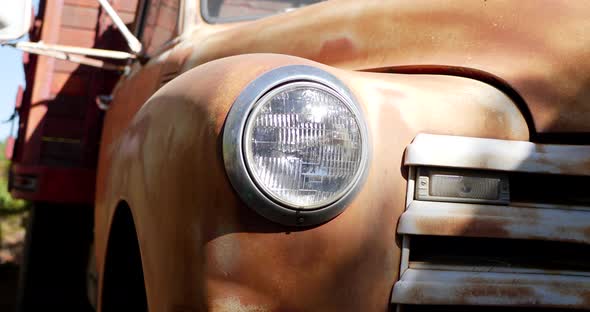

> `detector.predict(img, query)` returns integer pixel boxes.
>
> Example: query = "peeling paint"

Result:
[212,297,269,312]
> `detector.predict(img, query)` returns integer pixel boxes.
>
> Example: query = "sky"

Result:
[0,0,40,141]
[0,43,24,141]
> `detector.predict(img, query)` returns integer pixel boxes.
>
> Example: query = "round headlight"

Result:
[223,65,369,226]
[244,82,363,209]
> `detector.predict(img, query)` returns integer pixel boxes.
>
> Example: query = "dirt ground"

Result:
[0,213,27,311]
[0,263,19,311]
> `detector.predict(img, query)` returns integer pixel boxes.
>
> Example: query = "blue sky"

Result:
[0,44,25,141]
[0,0,40,141]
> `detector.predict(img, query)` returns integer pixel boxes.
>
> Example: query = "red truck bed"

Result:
[10,0,137,204]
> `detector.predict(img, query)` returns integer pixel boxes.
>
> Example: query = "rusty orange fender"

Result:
[95,53,528,311]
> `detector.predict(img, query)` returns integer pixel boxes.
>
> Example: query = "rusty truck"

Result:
[1,0,590,311]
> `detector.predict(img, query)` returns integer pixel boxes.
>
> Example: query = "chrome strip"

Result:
[391,268,590,308]
[409,262,590,277]
[398,200,590,244]
[404,134,590,176]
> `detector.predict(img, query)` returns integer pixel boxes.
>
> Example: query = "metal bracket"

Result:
[96,95,113,111]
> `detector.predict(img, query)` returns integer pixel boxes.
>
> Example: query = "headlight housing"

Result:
[223,65,370,226]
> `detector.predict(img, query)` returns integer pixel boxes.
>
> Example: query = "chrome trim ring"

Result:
[223,65,370,227]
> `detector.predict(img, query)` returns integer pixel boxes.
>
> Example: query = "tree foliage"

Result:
[0,141,29,214]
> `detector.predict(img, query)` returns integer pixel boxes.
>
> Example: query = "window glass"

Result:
[141,0,181,55]
[202,0,325,23]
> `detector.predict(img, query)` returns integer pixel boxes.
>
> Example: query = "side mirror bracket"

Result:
[0,0,144,71]
[97,0,143,55]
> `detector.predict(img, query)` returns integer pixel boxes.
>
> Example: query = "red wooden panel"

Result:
[12,0,139,202]
[63,0,99,8]
[19,0,64,166]
[45,95,89,119]
[162,0,180,8]
[42,117,85,138]
[63,0,138,12]
[40,139,83,166]
[22,52,30,66]
[50,72,89,95]
[119,11,136,24]
[116,0,139,13]
[54,59,83,73]
[15,85,24,109]
[5,136,15,160]
[11,165,96,203]
[57,28,96,48]
[61,5,99,30]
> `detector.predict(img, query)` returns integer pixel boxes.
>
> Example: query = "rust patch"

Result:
[414,216,511,238]
[318,37,361,65]
[455,285,537,304]
[375,86,407,102]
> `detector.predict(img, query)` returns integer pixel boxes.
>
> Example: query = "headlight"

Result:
[223,65,369,226]
[244,82,363,209]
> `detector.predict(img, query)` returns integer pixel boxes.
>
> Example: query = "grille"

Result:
[394,134,590,311]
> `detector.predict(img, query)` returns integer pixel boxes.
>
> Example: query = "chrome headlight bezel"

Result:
[223,65,370,227]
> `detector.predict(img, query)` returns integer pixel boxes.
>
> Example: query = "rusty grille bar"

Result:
[405,134,590,176]
[395,134,590,309]
[398,200,590,244]
[392,268,590,308]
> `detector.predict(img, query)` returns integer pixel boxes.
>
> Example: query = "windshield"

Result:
[202,0,326,23]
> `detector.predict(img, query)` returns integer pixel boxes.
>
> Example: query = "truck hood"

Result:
[186,0,590,135]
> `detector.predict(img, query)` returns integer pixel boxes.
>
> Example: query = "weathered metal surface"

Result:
[398,200,590,244]
[94,52,529,311]
[391,268,590,308]
[405,133,590,176]
[409,262,590,277]
[91,0,590,310]
[185,0,590,134]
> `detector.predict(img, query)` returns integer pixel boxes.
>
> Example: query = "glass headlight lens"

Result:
[243,82,364,209]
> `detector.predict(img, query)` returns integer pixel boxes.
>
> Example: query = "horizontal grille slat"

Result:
[392,268,590,309]
[403,305,586,312]
[398,200,590,244]
[404,134,590,177]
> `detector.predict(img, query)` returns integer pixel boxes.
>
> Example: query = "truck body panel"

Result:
[6,0,590,310]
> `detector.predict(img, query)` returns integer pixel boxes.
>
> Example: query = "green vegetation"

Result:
[0,141,29,215]
[0,141,29,260]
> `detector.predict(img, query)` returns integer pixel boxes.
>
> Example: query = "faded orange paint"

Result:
[96,53,528,311]
[182,0,590,133]
[93,0,590,311]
